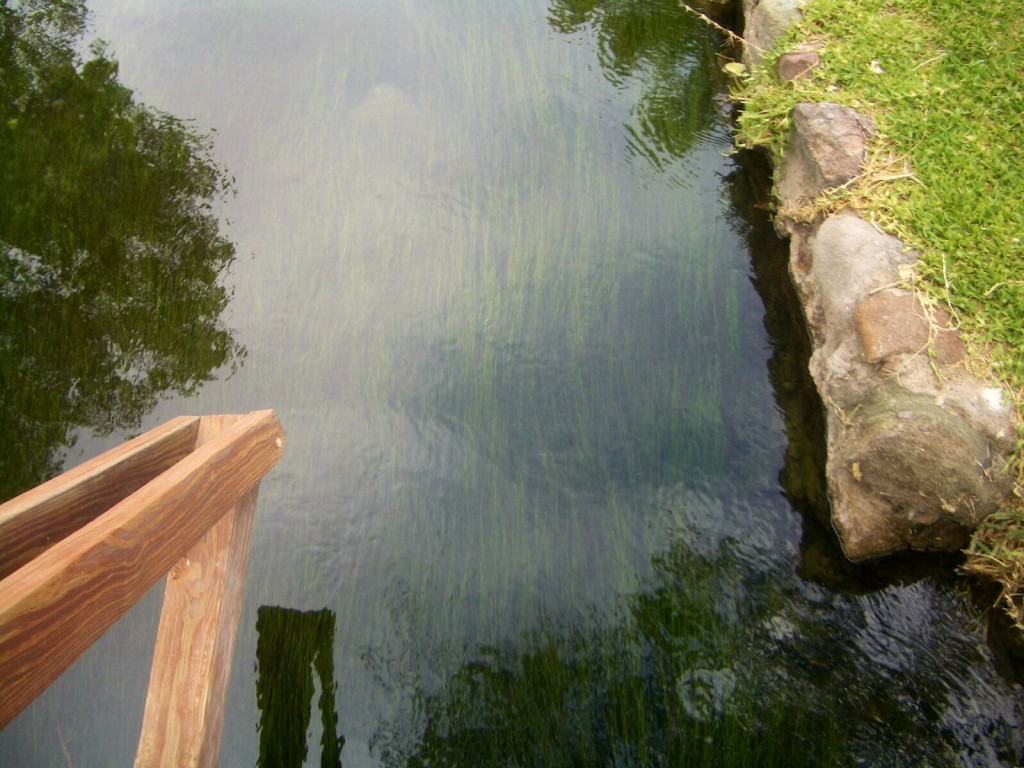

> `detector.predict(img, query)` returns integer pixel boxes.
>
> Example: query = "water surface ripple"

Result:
[1,1,1021,766]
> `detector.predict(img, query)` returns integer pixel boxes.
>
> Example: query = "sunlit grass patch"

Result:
[734,0,1024,393]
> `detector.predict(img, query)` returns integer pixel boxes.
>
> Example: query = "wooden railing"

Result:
[0,410,285,767]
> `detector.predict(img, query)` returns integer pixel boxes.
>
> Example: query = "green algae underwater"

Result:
[1,0,1022,765]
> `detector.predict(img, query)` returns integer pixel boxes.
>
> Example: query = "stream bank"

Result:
[722,0,1018,561]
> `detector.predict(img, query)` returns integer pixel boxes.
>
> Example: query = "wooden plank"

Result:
[0,410,285,729]
[0,416,201,580]
[134,416,261,767]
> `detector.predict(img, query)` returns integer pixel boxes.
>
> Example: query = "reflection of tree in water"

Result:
[255,607,344,768]
[370,530,1023,767]
[371,539,838,767]
[0,0,244,501]
[547,0,720,174]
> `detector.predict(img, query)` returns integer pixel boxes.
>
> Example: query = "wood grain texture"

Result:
[0,410,285,729]
[0,416,201,581]
[134,416,261,767]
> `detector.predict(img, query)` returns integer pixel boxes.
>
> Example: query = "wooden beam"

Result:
[0,416,201,581]
[134,416,261,767]
[0,410,285,729]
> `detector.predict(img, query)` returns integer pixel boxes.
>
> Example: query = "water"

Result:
[1,1,1022,766]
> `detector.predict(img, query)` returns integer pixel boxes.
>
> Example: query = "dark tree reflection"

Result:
[370,529,1024,767]
[255,607,344,768]
[371,538,844,768]
[547,0,721,173]
[0,0,244,501]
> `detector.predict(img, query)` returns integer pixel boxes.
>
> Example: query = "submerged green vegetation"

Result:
[731,0,1024,623]
[368,531,1018,766]
[4,0,1023,763]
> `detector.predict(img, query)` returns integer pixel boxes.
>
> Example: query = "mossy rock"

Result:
[829,382,1014,559]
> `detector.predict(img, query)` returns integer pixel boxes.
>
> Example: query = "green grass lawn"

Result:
[729,0,1024,623]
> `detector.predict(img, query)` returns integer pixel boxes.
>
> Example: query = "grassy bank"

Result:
[728,0,1024,624]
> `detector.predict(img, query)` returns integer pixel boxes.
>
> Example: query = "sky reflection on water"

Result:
[1,1,1022,766]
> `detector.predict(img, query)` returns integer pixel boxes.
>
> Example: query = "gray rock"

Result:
[830,383,1011,559]
[777,103,875,206]
[744,0,808,65]
[734,0,1017,563]
[787,211,1016,560]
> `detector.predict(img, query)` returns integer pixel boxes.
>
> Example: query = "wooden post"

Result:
[134,415,263,767]
[0,410,285,729]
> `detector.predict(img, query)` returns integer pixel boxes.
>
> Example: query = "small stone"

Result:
[854,291,965,366]
[677,668,737,721]
[778,51,820,82]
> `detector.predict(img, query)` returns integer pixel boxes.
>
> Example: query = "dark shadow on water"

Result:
[0,0,244,502]
[255,606,345,768]
[724,148,830,523]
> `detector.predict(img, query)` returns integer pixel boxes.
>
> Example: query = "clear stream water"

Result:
[1,1,1023,766]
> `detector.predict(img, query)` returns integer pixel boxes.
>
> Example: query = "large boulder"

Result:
[830,383,1011,556]
[786,207,1016,559]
